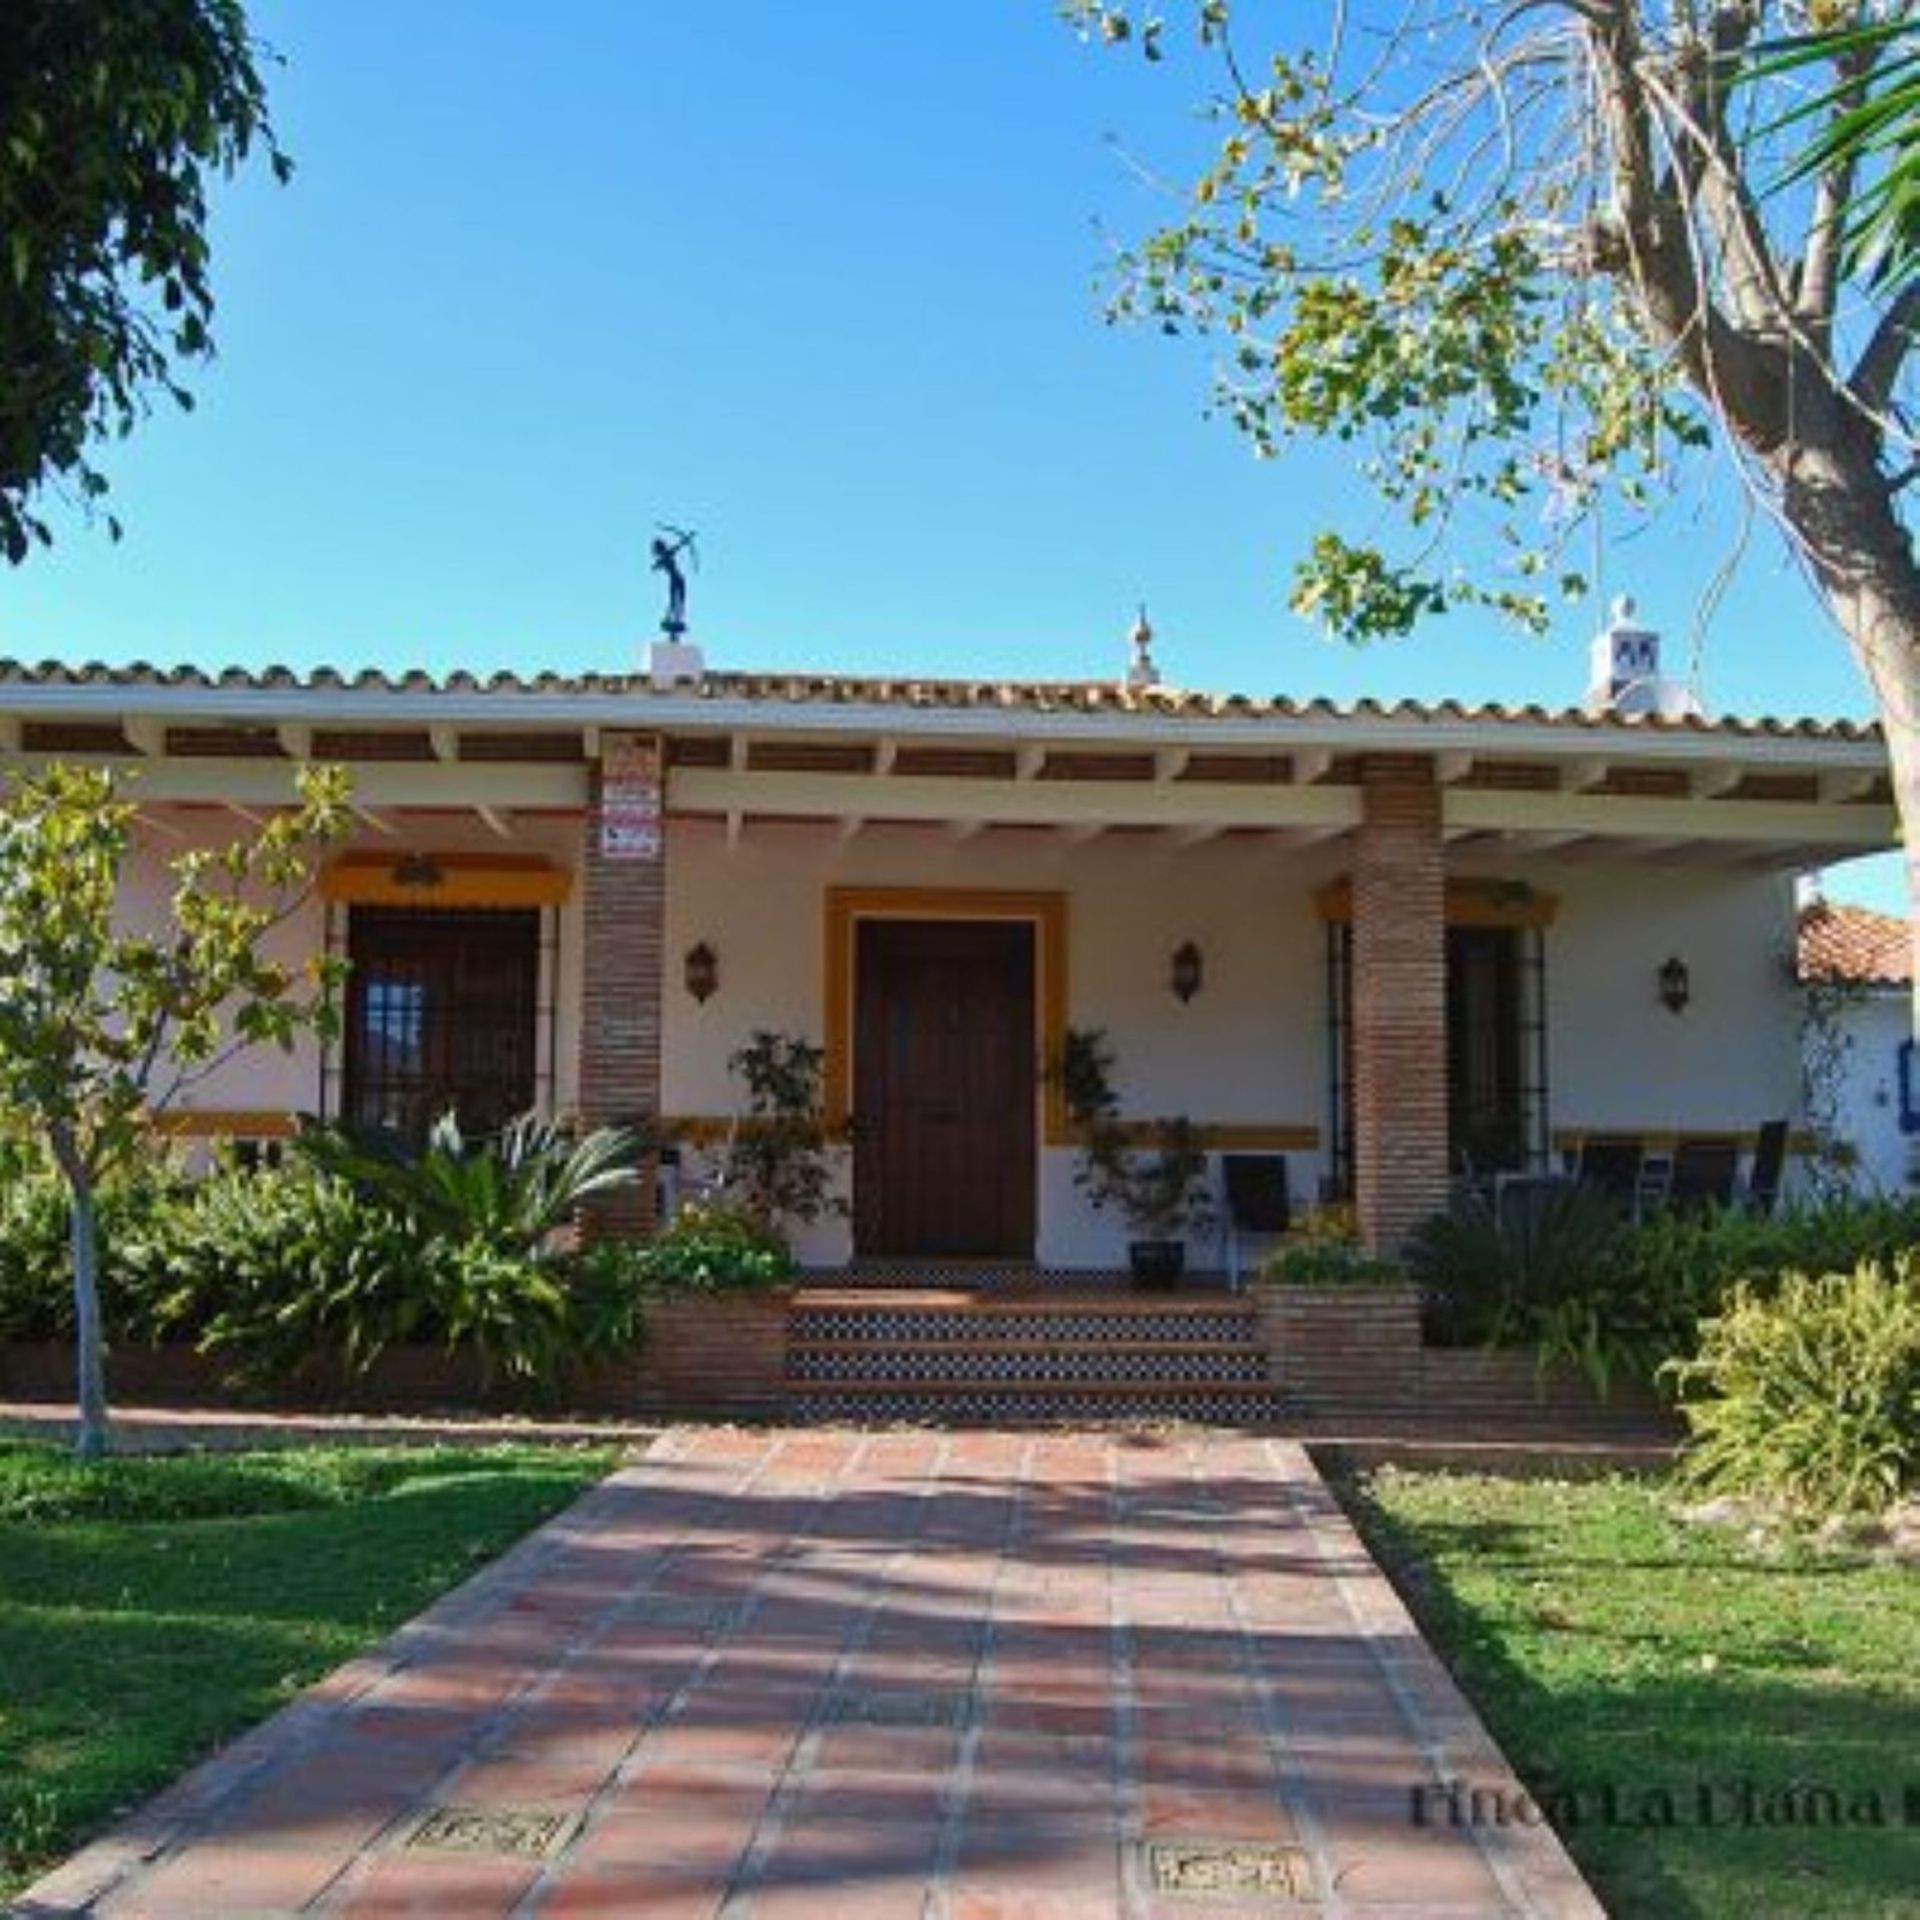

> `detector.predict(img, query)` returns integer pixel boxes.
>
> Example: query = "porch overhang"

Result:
[0,662,1897,871]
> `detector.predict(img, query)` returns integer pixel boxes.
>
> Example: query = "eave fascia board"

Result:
[0,678,1886,775]
[1445,787,1899,851]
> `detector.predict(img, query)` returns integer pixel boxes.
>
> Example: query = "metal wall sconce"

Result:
[684,941,719,1004]
[1658,954,1691,1015]
[391,853,444,891]
[1170,940,1204,1004]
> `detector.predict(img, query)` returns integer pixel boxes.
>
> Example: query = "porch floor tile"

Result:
[30,1429,1603,1919]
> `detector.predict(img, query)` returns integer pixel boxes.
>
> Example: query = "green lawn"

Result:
[0,1437,614,1896]
[1337,1468,1920,1920]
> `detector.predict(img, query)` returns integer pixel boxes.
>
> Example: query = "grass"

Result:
[0,1436,614,1896]
[1337,1468,1920,1920]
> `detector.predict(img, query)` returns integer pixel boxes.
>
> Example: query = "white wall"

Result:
[111,806,1812,1261]
[662,820,1344,1266]
[120,810,588,1126]
[667,828,1809,1266]
[1527,860,1804,1137]
[1824,990,1918,1195]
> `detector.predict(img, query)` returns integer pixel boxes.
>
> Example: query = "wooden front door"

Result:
[853,919,1037,1258]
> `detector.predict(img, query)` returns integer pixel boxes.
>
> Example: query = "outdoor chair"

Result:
[1665,1135,1741,1213]
[1634,1150,1675,1217]
[1746,1118,1789,1216]
[1220,1154,1291,1291]
[1573,1136,1645,1215]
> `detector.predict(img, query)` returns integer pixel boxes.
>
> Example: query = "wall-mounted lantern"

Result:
[1170,940,1204,1004]
[1658,954,1691,1015]
[684,941,719,1004]
[391,853,444,891]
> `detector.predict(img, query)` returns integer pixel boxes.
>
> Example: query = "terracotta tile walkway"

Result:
[18,1430,1602,1919]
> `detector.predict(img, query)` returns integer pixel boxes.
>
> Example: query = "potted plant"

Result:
[713,1030,847,1237]
[1058,1028,1215,1288]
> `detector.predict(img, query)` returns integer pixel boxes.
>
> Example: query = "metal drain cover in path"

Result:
[626,1595,739,1635]
[830,1689,967,1728]
[1143,1840,1314,1901]
[405,1805,575,1859]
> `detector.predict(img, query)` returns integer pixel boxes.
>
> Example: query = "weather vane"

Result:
[651,524,699,638]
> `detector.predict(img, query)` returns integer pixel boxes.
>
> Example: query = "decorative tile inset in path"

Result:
[1142,1839,1315,1901]
[403,1803,575,1858]
[21,1427,1605,1919]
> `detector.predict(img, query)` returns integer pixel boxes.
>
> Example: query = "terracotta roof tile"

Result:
[0,656,1884,743]
[1798,901,1914,985]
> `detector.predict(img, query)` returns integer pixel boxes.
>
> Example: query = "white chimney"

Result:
[648,637,706,690]
[1585,596,1703,719]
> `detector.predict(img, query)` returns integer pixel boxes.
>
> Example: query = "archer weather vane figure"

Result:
[651,524,699,638]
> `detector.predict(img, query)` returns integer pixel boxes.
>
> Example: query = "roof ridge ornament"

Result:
[647,520,706,690]
[1126,604,1160,693]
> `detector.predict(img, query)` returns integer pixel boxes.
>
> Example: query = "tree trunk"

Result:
[1778,442,1920,1043]
[48,1128,109,1461]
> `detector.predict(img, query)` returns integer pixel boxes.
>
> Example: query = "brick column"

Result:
[579,738,665,1237]
[1351,757,1449,1253]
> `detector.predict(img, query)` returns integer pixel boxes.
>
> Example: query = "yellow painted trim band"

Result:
[1552,1127,1816,1155]
[321,852,572,908]
[151,1109,301,1140]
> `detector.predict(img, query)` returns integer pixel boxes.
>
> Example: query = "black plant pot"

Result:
[1128,1239,1186,1289]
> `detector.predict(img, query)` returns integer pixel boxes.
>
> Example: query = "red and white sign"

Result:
[600,733,662,861]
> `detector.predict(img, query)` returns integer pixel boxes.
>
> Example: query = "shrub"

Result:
[1411,1184,1627,1340]
[0,1156,193,1343]
[1663,1257,1920,1518]
[1620,1193,1920,1329]
[0,1153,651,1390]
[1261,1206,1401,1285]
[560,1240,655,1355]
[294,1111,642,1258]
[628,1200,795,1294]
[1408,1184,1658,1393]
[148,1163,443,1381]
[1407,1187,1920,1398]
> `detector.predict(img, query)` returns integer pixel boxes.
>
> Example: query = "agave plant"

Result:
[297,1111,642,1259]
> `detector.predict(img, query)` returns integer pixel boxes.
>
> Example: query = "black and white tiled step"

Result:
[790,1301,1257,1345]
[789,1342,1271,1384]
[786,1287,1285,1425]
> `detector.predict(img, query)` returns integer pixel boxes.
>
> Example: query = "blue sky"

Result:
[0,1,1901,905]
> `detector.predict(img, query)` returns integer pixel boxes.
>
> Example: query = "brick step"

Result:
[790,1379,1287,1426]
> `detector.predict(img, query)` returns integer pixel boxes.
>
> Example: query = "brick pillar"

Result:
[579,737,665,1237]
[1351,757,1449,1254]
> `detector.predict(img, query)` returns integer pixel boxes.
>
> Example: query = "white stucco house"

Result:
[1797,896,1918,1195]
[0,606,1898,1263]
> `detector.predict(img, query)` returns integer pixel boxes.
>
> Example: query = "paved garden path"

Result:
[19,1429,1602,1919]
